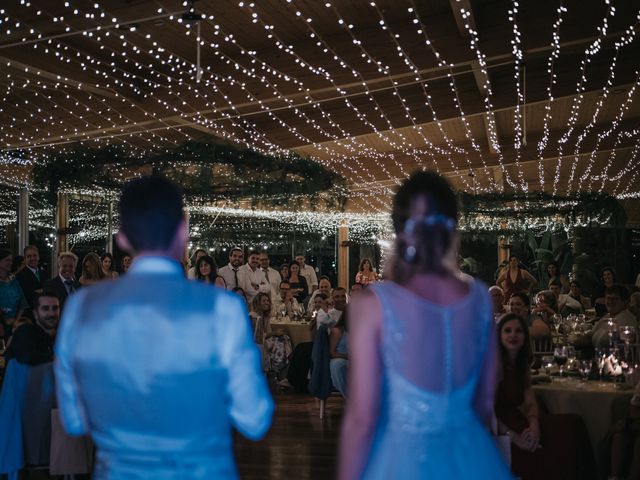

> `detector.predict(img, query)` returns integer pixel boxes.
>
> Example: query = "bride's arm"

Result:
[473,320,499,427]
[337,290,383,480]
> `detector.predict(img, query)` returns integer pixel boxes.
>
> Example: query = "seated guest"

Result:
[549,280,583,315]
[609,380,640,479]
[530,290,557,338]
[250,292,292,383]
[329,310,348,397]
[568,280,591,311]
[79,252,105,286]
[593,266,616,317]
[489,285,506,317]
[509,292,550,340]
[592,284,638,348]
[195,255,225,288]
[5,292,59,365]
[272,280,300,318]
[320,287,347,328]
[308,276,332,308]
[495,313,596,480]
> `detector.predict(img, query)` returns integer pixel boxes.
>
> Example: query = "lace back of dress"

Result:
[376,280,491,395]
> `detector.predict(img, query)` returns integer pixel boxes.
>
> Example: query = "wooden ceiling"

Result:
[1,0,640,222]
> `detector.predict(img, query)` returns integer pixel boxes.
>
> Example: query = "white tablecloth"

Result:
[271,321,313,347]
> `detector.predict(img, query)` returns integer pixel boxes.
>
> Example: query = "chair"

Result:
[308,325,332,418]
[531,337,554,356]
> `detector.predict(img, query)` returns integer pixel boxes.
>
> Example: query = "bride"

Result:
[337,171,512,479]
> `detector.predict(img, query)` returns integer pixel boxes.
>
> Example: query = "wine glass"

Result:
[565,345,577,371]
[552,314,563,334]
[579,360,591,383]
[554,346,568,376]
[542,355,555,375]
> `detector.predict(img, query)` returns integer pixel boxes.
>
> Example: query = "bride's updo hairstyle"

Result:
[391,171,458,282]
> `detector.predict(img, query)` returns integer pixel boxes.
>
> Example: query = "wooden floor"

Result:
[235,394,344,480]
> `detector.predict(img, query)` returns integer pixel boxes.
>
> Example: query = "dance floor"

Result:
[235,394,344,479]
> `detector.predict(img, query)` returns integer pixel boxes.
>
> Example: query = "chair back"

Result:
[531,337,554,356]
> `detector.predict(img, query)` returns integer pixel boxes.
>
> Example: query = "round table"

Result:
[534,379,633,478]
[270,320,314,347]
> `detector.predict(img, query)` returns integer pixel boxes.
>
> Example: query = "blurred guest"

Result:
[593,267,616,317]
[329,310,349,398]
[0,249,28,339]
[187,248,207,280]
[549,280,582,315]
[279,263,290,282]
[295,254,318,293]
[231,287,248,309]
[322,287,347,328]
[79,252,106,286]
[497,255,537,301]
[120,254,132,274]
[592,284,638,348]
[43,251,80,311]
[100,252,119,279]
[355,258,378,285]
[15,245,46,310]
[350,283,364,295]
[568,280,591,311]
[489,285,506,316]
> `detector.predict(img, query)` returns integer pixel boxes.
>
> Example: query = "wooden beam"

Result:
[0,56,119,99]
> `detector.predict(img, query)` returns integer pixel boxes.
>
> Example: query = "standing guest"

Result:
[329,310,349,397]
[238,251,271,307]
[187,248,207,280]
[338,171,510,479]
[279,263,290,282]
[100,252,119,279]
[308,276,333,308]
[79,252,106,286]
[288,261,309,303]
[218,247,244,290]
[120,254,132,274]
[546,261,569,293]
[55,175,273,480]
[259,252,282,295]
[355,258,378,285]
[497,255,537,301]
[43,251,80,311]
[489,285,507,317]
[5,292,59,365]
[0,249,28,339]
[195,255,217,283]
[295,254,318,293]
[15,245,46,309]
[593,267,616,317]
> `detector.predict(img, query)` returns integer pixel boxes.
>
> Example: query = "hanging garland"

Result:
[31,139,347,210]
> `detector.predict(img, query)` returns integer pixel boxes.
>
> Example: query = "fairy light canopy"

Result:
[1,0,640,228]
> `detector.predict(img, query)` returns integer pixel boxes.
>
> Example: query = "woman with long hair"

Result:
[195,255,225,288]
[338,171,511,479]
[79,252,106,286]
[288,261,308,303]
[355,258,378,285]
[101,252,119,279]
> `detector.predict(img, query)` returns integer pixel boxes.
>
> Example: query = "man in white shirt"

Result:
[271,280,300,319]
[295,254,318,293]
[259,252,281,295]
[318,287,347,328]
[218,248,244,290]
[592,284,639,348]
[238,251,271,306]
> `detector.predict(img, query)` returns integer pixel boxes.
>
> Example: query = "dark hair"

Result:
[33,291,60,311]
[509,291,530,308]
[100,252,114,271]
[536,290,558,312]
[289,260,301,272]
[332,287,347,295]
[228,247,243,258]
[196,255,218,283]
[605,284,630,302]
[11,255,24,273]
[546,261,559,275]
[23,245,38,255]
[0,249,12,262]
[509,255,519,262]
[570,280,581,288]
[279,280,290,288]
[248,250,261,257]
[359,258,374,271]
[497,313,533,382]
[600,266,616,281]
[548,279,562,289]
[391,171,457,281]
[314,292,328,301]
[119,175,183,252]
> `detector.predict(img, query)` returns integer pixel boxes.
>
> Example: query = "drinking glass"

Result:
[542,355,555,375]
[552,314,564,334]
[579,360,591,382]
[554,346,568,376]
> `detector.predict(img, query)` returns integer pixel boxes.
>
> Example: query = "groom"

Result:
[55,176,273,479]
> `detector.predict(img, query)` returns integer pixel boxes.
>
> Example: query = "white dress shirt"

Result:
[300,264,318,290]
[262,267,282,297]
[218,264,241,290]
[238,264,270,306]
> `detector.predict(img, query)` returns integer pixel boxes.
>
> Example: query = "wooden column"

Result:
[498,221,510,266]
[17,187,29,253]
[338,221,349,289]
[53,192,69,274]
[105,201,114,254]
